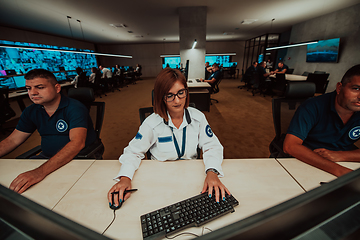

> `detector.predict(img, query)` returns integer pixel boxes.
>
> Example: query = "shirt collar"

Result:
[164,108,192,129]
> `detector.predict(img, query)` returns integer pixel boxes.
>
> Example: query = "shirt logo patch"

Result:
[348,126,360,140]
[135,132,143,140]
[205,125,213,138]
[56,119,68,132]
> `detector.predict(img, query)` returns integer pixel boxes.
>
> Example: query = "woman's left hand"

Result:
[201,172,230,202]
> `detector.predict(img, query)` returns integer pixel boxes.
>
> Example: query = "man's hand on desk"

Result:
[9,167,46,194]
[108,176,132,208]
[202,171,230,203]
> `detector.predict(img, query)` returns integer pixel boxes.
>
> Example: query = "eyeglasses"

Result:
[164,88,188,102]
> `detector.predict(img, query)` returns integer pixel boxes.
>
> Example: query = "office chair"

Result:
[93,71,107,98]
[229,65,237,79]
[286,68,294,74]
[271,73,287,97]
[16,87,105,159]
[269,81,316,158]
[306,73,330,94]
[0,86,16,134]
[252,72,271,97]
[210,71,223,104]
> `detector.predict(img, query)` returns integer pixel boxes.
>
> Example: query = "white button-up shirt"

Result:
[115,107,224,180]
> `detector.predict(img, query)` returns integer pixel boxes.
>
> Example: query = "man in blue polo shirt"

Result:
[0,69,97,193]
[200,63,221,90]
[284,64,360,177]
[274,61,289,74]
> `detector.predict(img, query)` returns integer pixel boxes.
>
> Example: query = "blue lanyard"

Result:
[170,126,186,159]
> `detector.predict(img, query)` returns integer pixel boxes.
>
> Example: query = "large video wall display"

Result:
[0,40,97,89]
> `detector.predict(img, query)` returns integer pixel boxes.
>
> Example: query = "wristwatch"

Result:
[206,168,219,175]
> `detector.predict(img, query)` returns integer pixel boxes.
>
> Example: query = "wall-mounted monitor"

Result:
[0,39,98,89]
[306,38,340,63]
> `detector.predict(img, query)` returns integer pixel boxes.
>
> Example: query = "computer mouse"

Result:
[110,191,124,210]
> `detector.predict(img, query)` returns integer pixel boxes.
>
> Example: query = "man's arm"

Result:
[9,127,87,193]
[0,129,32,157]
[283,134,352,177]
[204,77,217,84]
[313,148,360,163]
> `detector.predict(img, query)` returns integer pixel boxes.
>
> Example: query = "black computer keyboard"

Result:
[140,192,239,240]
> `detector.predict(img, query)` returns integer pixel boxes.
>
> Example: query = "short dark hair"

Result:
[25,69,57,84]
[153,68,189,121]
[212,63,219,68]
[341,64,360,86]
[76,67,83,75]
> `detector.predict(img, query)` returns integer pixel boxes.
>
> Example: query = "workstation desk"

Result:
[269,74,307,81]
[1,158,359,239]
[187,80,211,112]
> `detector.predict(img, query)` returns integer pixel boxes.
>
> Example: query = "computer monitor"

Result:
[12,75,26,89]
[0,184,111,240]
[197,168,360,240]
[5,70,16,76]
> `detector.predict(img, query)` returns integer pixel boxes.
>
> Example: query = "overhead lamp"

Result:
[0,45,132,58]
[192,39,197,49]
[266,41,318,51]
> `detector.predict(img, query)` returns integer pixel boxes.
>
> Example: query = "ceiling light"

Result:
[266,41,318,50]
[109,23,127,28]
[192,39,197,49]
[241,19,258,25]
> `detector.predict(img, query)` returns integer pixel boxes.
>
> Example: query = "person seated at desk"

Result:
[99,65,113,79]
[0,69,97,193]
[256,61,273,87]
[244,61,258,78]
[283,64,360,177]
[108,67,229,207]
[200,63,221,90]
[273,61,289,74]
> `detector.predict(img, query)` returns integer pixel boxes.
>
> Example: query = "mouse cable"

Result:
[102,209,116,235]
[165,227,213,239]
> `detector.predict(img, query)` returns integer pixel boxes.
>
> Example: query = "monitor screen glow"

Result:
[306,38,340,63]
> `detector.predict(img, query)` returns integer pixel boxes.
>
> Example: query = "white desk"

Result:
[270,74,307,81]
[187,80,211,88]
[187,80,211,112]
[277,158,360,192]
[0,158,305,239]
[0,159,95,209]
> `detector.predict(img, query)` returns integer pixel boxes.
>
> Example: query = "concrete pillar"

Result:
[178,6,207,80]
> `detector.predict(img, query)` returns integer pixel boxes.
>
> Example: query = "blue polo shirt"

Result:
[16,94,97,157]
[208,70,221,87]
[287,91,360,151]
[276,64,289,72]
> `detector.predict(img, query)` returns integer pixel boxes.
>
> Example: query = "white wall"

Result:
[284,4,360,92]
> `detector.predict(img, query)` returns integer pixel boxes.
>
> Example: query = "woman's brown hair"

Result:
[153,67,189,121]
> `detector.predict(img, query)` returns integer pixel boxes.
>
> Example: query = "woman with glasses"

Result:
[108,67,229,207]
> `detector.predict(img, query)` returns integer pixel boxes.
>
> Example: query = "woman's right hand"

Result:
[107,176,132,208]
